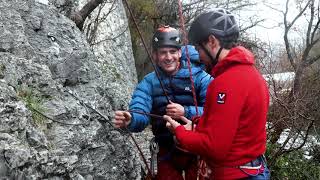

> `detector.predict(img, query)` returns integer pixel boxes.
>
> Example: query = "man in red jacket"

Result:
[164,8,270,180]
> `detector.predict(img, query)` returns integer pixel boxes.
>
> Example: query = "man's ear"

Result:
[208,35,219,49]
[178,49,182,58]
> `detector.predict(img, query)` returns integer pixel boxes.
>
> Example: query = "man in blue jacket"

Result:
[113,26,212,180]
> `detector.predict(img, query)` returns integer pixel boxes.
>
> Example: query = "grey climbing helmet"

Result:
[188,8,239,45]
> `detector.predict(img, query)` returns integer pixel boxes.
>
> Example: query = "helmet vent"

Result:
[216,21,225,31]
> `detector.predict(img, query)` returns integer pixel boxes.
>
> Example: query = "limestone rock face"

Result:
[0,0,141,179]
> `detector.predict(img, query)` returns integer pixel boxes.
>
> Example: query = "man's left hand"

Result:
[164,115,193,134]
[166,101,185,119]
[164,115,181,133]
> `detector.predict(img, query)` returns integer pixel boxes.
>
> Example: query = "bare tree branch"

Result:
[240,19,265,32]
[283,0,312,70]
[306,53,320,66]
[311,12,320,44]
[283,120,315,154]
[91,25,129,45]
[86,0,117,44]
[71,0,104,30]
[306,0,315,46]
[287,0,311,30]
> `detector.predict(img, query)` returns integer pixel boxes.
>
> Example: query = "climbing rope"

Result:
[64,89,153,178]
[177,0,209,179]
[128,110,164,119]
[177,0,199,121]
[122,0,205,178]
[123,0,200,124]
[122,0,171,103]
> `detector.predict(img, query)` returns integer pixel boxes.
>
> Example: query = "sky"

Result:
[237,0,287,44]
[34,0,286,44]
[36,0,309,46]
[237,0,308,45]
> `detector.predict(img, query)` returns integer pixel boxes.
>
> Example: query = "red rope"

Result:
[177,0,199,129]
[127,132,153,178]
[127,110,163,119]
[177,2,212,180]
[122,0,171,104]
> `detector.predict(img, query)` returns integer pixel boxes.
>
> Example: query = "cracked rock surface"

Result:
[0,0,148,179]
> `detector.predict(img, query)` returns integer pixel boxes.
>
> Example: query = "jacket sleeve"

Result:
[184,71,213,118]
[175,76,247,161]
[127,75,153,132]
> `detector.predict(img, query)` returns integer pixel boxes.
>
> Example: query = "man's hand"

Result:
[113,111,132,128]
[166,101,185,119]
[164,115,193,134]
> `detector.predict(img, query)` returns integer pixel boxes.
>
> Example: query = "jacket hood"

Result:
[181,45,200,65]
[212,46,254,77]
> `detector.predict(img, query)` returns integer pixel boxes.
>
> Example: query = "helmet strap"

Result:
[215,47,223,64]
[200,44,222,72]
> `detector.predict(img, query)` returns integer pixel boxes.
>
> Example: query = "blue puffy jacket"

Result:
[128,45,212,147]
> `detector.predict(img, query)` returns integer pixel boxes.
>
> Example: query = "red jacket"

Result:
[175,46,269,179]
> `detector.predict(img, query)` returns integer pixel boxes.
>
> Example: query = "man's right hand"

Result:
[113,111,132,128]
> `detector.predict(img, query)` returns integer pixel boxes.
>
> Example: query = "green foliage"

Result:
[266,143,320,180]
[128,0,157,18]
[126,0,157,44]
[17,86,47,128]
[126,0,164,80]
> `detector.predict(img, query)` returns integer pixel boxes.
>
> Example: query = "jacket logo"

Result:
[217,93,226,104]
[184,87,191,92]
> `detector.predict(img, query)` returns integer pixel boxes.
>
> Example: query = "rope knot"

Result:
[191,115,201,125]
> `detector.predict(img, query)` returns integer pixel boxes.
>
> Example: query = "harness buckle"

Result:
[149,137,159,178]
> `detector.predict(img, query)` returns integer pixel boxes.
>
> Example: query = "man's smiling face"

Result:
[155,47,181,75]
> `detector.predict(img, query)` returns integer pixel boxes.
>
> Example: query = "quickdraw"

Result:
[149,137,159,178]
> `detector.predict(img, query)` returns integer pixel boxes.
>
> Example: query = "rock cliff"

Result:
[0,0,143,179]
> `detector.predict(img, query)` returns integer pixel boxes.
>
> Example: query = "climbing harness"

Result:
[239,155,266,177]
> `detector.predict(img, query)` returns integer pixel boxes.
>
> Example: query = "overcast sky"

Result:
[238,0,310,45]
[237,0,286,44]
